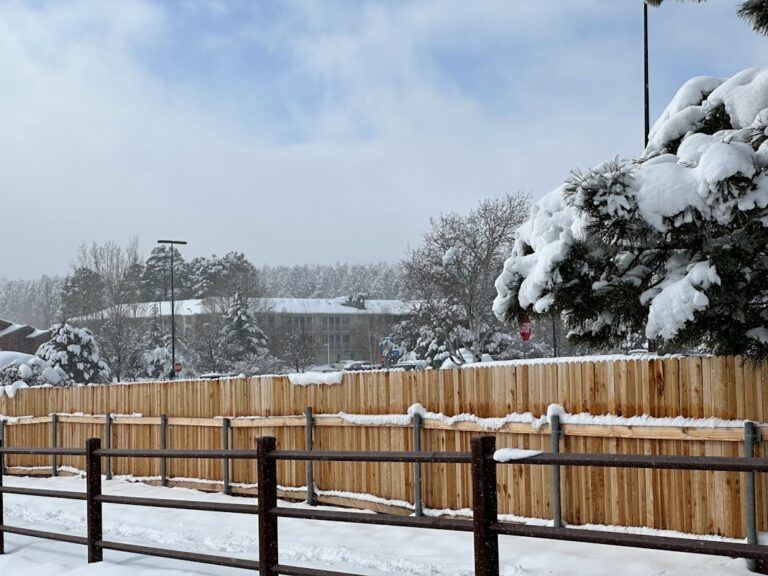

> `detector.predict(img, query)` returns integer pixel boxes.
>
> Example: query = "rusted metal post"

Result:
[257,436,278,576]
[0,437,4,555]
[160,414,168,487]
[50,413,58,477]
[413,412,423,516]
[471,435,499,576]
[305,407,316,506]
[222,417,231,495]
[745,421,762,573]
[551,413,563,528]
[105,413,112,480]
[85,438,103,563]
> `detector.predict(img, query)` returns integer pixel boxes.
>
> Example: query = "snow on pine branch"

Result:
[494,67,768,357]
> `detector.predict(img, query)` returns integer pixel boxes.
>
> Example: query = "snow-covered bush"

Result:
[143,345,173,380]
[494,68,768,359]
[0,353,68,397]
[36,323,111,384]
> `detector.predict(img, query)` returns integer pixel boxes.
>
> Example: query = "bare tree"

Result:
[402,193,529,363]
[74,239,144,381]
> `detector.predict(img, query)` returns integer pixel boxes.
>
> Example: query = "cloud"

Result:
[0,0,764,279]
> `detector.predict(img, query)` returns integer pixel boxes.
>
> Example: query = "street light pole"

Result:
[157,239,187,380]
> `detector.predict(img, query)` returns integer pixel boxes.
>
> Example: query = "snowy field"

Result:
[0,475,758,576]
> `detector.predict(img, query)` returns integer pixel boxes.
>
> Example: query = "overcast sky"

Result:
[1,0,765,279]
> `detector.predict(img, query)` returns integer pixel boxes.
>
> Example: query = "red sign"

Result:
[174,360,182,374]
[519,316,532,342]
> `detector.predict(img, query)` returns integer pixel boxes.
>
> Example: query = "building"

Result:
[94,296,411,366]
[0,319,51,354]
[255,297,410,365]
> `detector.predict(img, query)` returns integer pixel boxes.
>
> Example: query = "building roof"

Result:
[84,297,412,319]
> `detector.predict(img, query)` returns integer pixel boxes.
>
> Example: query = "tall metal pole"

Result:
[170,247,176,380]
[644,1,650,148]
[157,240,187,380]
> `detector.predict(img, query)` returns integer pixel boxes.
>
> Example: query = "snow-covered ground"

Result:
[0,475,757,575]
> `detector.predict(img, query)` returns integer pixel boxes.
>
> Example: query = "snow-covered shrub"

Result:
[0,354,68,397]
[494,68,768,359]
[36,323,111,384]
[144,346,173,380]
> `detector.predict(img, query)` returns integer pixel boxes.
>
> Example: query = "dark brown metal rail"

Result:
[1,436,768,576]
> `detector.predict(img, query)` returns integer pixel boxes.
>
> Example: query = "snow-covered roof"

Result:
[0,321,25,338]
[263,297,411,315]
[83,297,412,319]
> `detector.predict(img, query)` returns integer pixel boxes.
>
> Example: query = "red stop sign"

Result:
[174,360,182,374]
[519,316,532,342]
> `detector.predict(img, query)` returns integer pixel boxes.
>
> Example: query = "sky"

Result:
[0,0,766,279]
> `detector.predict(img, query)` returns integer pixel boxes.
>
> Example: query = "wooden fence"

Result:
[0,355,766,538]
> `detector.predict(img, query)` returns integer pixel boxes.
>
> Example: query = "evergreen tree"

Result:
[494,69,768,360]
[142,304,172,380]
[61,267,104,319]
[221,291,268,365]
[36,323,110,384]
[142,245,188,302]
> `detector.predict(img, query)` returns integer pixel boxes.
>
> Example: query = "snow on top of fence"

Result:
[48,412,144,418]
[288,371,344,386]
[460,353,691,370]
[494,449,544,462]
[333,403,749,430]
[0,414,34,423]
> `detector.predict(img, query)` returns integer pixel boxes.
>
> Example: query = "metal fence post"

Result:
[0,437,4,555]
[50,413,58,477]
[471,435,499,576]
[551,414,563,528]
[222,417,231,495]
[305,407,316,506]
[0,420,5,475]
[160,414,168,487]
[257,436,278,576]
[413,412,423,517]
[745,421,761,573]
[85,438,103,563]
[105,413,112,481]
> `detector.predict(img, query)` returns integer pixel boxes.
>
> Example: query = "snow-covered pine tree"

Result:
[36,323,111,384]
[61,267,104,319]
[494,68,768,359]
[220,291,269,368]
[142,303,172,380]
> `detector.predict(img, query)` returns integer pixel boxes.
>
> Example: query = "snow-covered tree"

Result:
[0,356,68,394]
[278,328,319,372]
[140,304,172,380]
[494,68,768,360]
[141,245,189,301]
[61,267,104,319]
[402,193,529,364]
[36,323,111,384]
[221,291,269,366]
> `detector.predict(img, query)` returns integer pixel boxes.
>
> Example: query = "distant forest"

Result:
[0,256,404,328]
